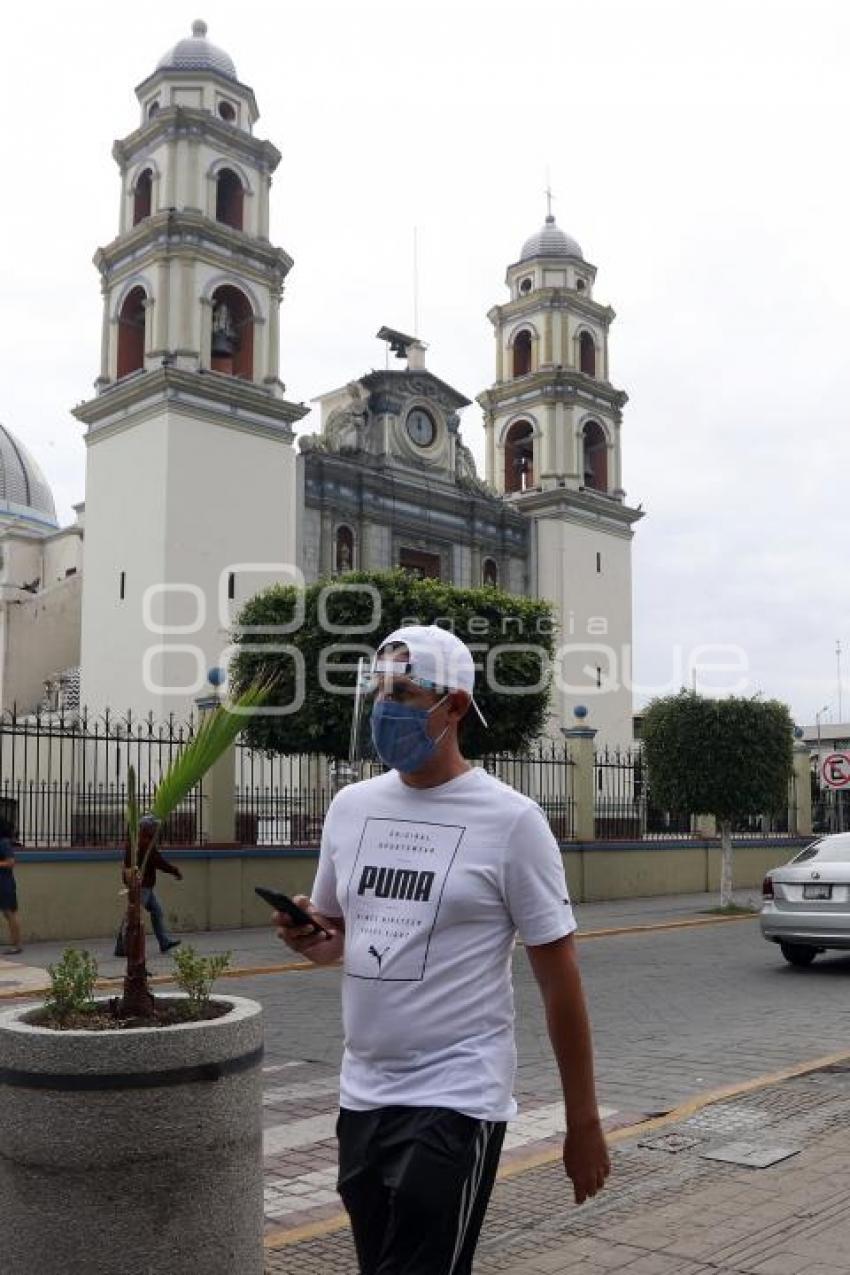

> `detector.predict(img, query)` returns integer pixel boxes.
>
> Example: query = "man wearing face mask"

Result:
[275,624,610,1274]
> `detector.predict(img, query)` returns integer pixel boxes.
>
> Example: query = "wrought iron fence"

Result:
[234,750,384,846]
[0,708,203,847]
[594,747,691,840]
[813,788,850,835]
[0,709,803,849]
[480,743,575,842]
[234,742,576,845]
[594,746,801,840]
[0,711,576,848]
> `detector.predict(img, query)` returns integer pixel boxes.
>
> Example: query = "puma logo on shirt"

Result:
[368,944,391,971]
[357,866,435,902]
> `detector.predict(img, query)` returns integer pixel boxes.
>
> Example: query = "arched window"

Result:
[512,330,532,377]
[133,169,152,225]
[335,526,354,574]
[210,286,254,379]
[482,558,498,587]
[215,168,244,231]
[582,421,608,492]
[504,420,534,494]
[117,287,146,378]
[579,330,596,377]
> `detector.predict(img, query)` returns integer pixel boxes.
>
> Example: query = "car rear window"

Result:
[793,837,850,864]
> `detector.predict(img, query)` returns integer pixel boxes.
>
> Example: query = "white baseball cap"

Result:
[371,624,488,724]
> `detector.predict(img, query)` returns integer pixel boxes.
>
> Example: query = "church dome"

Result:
[520,215,583,262]
[156,20,238,81]
[0,423,58,531]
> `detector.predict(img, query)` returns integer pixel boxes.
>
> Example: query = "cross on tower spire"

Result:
[544,179,555,220]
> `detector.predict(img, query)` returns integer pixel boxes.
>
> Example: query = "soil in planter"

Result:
[25,998,232,1032]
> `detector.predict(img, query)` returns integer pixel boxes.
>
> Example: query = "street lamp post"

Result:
[815,703,831,832]
[815,703,831,765]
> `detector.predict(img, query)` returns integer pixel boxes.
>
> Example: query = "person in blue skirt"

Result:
[0,817,23,955]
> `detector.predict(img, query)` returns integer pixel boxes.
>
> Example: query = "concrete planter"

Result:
[0,995,264,1275]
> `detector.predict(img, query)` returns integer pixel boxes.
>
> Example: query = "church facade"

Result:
[299,329,528,594]
[0,22,643,748]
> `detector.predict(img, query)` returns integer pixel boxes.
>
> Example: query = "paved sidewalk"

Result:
[265,1061,850,1274]
[0,888,761,997]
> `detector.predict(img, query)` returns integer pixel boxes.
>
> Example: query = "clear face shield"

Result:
[347,657,449,767]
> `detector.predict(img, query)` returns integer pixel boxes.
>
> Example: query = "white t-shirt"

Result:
[311,765,576,1121]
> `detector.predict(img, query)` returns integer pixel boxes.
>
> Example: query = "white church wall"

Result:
[0,537,42,590]
[81,406,298,720]
[42,531,83,586]
[79,415,170,718]
[163,410,298,674]
[535,516,634,751]
[3,575,82,714]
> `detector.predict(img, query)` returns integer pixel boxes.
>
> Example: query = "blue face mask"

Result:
[370,695,449,773]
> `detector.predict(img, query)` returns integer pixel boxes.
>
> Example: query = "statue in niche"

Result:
[336,530,353,573]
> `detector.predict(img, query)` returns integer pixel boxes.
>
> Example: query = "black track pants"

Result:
[337,1106,507,1275]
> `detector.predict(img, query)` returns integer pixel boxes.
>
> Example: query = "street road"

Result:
[253,914,850,1268]
[236,916,850,1121]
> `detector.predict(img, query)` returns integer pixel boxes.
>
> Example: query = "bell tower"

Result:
[478,207,643,747]
[75,21,308,718]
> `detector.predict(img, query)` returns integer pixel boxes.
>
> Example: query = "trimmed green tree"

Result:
[229,569,556,758]
[640,692,795,907]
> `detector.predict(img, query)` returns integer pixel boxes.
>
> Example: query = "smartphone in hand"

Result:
[255,887,333,939]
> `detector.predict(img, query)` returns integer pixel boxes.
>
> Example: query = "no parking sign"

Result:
[821,751,850,789]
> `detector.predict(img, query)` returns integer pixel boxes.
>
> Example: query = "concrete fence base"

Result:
[13,839,810,942]
[0,994,264,1275]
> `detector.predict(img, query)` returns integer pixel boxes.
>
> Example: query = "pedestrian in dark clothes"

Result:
[121,817,183,954]
[0,817,23,955]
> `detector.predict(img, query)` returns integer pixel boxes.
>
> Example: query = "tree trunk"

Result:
[719,818,734,908]
[119,871,154,1018]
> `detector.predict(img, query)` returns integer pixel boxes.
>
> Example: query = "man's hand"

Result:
[563,1118,610,1204]
[274,895,343,966]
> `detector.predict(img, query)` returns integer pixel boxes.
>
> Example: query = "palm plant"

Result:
[119,682,269,1018]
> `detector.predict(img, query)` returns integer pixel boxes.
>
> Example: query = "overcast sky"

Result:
[3,0,848,728]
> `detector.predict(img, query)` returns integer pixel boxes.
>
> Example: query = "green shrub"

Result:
[172,945,232,1013]
[44,948,98,1022]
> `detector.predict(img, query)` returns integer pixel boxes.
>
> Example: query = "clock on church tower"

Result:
[405,407,436,448]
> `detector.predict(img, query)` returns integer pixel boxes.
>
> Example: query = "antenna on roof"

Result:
[413,226,420,337]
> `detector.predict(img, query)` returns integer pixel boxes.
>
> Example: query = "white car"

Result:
[761,833,850,966]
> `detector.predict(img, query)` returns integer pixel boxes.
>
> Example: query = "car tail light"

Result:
[762,875,774,899]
